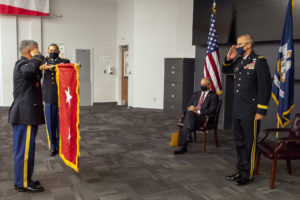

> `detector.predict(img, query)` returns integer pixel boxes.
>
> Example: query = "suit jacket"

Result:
[8,55,45,125]
[42,57,70,104]
[186,90,219,116]
[222,50,272,120]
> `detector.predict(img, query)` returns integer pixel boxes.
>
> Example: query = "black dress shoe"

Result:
[226,173,241,181]
[236,178,253,186]
[174,146,187,155]
[49,148,58,157]
[14,185,44,193]
[33,180,41,186]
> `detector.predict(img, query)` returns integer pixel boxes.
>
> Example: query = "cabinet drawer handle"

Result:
[171,66,176,70]
[171,83,175,87]
[171,94,175,98]
[171,71,175,74]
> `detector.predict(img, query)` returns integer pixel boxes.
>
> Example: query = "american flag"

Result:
[204,2,222,95]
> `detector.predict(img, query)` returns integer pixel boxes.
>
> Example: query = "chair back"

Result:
[207,100,222,129]
[290,113,300,137]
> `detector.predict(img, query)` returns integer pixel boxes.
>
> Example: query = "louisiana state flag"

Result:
[272,0,295,128]
[56,63,80,172]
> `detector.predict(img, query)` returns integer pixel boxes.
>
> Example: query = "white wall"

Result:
[116,0,195,109]
[0,0,195,108]
[0,0,118,106]
[0,16,18,106]
[42,0,117,103]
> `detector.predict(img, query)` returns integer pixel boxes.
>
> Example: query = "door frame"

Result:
[73,47,94,106]
[117,45,130,107]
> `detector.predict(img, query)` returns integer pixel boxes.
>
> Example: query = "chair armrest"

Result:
[178,110,186,123]
[259,128,291,143]
[278,137,300,144]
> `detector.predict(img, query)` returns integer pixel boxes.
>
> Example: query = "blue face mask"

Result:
[236,46,245,57]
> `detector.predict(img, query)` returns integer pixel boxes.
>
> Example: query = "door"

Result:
[76,49,92,106]
[121,46,128,105]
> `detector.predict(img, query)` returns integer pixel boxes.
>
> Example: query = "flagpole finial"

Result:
[212,0,216,15]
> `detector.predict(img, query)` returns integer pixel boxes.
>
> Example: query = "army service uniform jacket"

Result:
[222,51,272,120]
[9,55,45,125]
[42,57,70,104]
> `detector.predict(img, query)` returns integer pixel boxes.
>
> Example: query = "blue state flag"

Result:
[272,0,295,127]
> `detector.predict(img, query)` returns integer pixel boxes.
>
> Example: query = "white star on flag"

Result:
[65,87,72,107]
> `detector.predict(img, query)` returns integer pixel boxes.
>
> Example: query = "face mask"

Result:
[236,46,245,57]
[201,85,208,91]
[236,43,248,57]
[49,52,59,59]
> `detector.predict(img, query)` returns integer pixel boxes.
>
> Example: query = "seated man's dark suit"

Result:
[179,90,219,146]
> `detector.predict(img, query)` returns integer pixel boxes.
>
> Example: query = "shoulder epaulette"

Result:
[257,56,264,59]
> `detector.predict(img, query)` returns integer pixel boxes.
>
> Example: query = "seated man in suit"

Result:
[174,77,219,154]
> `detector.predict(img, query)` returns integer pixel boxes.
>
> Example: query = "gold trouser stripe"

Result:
[45,124,51,150]
[44,106,51,150]
[249,120,257,179]
[23,125,31,188]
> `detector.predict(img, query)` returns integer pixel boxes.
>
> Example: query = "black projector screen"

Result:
[193,0,300,45]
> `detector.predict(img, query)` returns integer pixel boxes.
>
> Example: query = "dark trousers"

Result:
[13,124,38,188]
[179,111,205,146]
[233,119,260,180]
[45,103,59,151]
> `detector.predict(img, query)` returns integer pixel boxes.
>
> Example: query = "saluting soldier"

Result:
[222,34,272,186]
[42,43,70,156]
[9,40,50,192]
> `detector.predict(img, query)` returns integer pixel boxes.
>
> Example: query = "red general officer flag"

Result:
[56,63,80,172]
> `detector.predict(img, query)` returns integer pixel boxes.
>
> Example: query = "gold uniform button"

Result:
[238,84,240,87]
[252,98,255,101]
[51,73,54,75]
[239,78,241,81]
[33,104,37,107]
[52,82,55,84]
[239,72,242,74]
[236,90,239,93]
[51,77,54,80]
[247,72,250,75]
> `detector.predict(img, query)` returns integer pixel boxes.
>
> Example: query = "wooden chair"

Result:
[177,100,222,152]
[255,113,300,189]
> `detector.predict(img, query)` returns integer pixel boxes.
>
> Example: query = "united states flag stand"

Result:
[56,63,80,172]
[204,1,222,95]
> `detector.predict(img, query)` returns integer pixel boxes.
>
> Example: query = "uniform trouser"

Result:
[179,111,205,146]
[13,124,38,188]
[45,103,59,151]
[233,119,260,180]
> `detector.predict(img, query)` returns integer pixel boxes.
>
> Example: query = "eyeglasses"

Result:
[237,42,248,47]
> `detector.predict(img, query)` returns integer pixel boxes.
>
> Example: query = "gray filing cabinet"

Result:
[164,58,195,117]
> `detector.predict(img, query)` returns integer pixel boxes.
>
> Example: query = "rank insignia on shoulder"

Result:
[257,56,264,59]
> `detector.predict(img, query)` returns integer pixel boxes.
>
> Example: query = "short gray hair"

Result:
[238,34,254,47]
[19,40,38,54]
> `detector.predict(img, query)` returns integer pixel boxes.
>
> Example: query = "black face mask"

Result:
[201,85,208,91]
[49,52,59,59]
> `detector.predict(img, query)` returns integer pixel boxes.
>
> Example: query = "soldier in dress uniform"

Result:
[42,44,70,156]
[222,34,272,186]
[9,40,51,192]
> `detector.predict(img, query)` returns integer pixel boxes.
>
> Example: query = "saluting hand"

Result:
[226,45,237,61]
